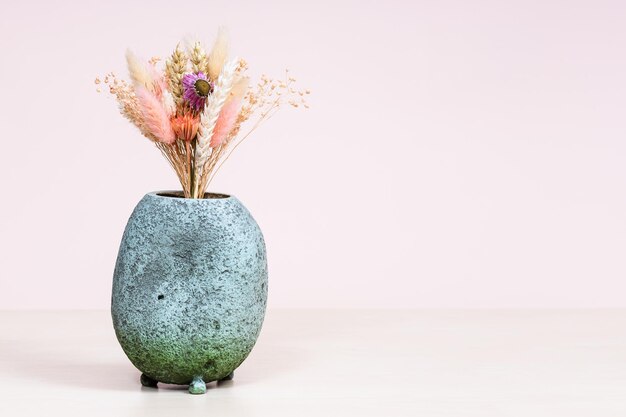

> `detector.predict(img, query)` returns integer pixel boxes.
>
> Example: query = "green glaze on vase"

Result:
[111,191,268,394]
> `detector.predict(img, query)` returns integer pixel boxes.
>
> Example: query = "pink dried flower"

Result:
[171,112,199,142]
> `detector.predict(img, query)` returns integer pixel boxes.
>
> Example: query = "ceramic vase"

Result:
[111,191,268,394]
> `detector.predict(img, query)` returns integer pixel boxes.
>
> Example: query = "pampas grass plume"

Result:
[136,87,175,144]
[208,27,229,80]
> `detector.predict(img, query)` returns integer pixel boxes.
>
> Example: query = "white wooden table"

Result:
[1,309,625,416]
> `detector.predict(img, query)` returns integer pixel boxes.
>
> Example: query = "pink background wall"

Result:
[1,0,626,309]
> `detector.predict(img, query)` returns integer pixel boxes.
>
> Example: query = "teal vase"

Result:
[111,191,268,394]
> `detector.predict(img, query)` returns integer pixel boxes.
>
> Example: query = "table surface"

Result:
[1,309,625,416]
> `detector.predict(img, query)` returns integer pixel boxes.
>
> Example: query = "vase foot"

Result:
[140,373,158,388]
[189,376,207,395]
[219,371,234,381]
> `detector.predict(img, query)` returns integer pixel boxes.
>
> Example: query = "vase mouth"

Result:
[150,191,232,200]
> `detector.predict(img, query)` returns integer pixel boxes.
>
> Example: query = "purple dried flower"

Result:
[182,72,213,111]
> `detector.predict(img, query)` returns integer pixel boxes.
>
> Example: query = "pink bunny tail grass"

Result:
[136,87,176,144]
[210,98,241,148]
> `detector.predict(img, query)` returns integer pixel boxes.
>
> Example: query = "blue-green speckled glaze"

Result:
[112,191,268,393]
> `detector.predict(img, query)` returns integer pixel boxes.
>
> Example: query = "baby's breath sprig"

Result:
[203,69,310,189]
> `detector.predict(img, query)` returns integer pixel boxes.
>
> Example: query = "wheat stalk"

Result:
[190,41,209,75]
[165,45,188,107]
[194,58,238,197]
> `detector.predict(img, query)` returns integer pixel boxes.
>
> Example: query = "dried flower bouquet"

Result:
[97,29,308,198]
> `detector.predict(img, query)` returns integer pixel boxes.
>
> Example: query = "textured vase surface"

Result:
[112,191,268,387]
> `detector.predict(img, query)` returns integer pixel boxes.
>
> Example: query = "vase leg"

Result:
[189,376,207,395]
[219,371,234,381]
[140,373,158,388]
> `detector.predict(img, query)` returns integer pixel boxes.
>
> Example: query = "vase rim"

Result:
[148,191,233,200]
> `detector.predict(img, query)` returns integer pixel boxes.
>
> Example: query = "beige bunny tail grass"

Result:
[126,50,154,91]
[230,76,249,100]
[207,27,229,80]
